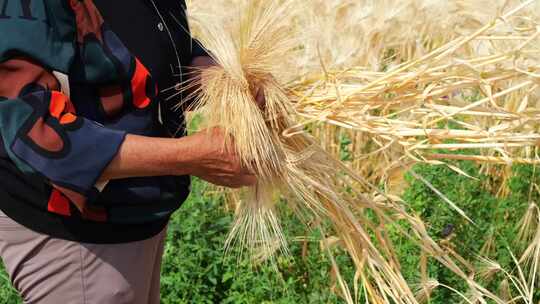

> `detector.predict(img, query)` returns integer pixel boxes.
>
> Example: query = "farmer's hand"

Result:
[186,127,256,188]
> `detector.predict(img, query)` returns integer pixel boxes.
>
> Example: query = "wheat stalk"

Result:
[183,0,540,302]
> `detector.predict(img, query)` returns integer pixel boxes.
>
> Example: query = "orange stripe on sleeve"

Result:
[131,58,152,109]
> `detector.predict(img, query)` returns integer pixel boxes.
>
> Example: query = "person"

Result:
[0,0,257,303]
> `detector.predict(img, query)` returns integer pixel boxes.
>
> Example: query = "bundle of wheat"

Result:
[187,0,539,190]
[181,0,540,303]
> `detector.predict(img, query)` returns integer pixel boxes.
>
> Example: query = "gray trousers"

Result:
[0,210,167,304]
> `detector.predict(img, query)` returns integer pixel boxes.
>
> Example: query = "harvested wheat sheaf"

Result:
[182,0,540,303]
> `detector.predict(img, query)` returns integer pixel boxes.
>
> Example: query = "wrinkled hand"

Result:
[187,127,256,188]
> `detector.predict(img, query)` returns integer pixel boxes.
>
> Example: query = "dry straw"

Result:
[183,0,540,303]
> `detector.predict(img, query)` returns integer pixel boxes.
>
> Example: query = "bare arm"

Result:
[100,128,256,188]
[99,134,194,180]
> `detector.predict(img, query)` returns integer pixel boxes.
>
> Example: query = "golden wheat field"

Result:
[181,1,540,303]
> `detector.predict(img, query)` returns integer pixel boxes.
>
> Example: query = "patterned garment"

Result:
[0,0,204,233]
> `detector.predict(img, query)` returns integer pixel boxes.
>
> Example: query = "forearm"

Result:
[99,134,198,181]
[100,128,256,188]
